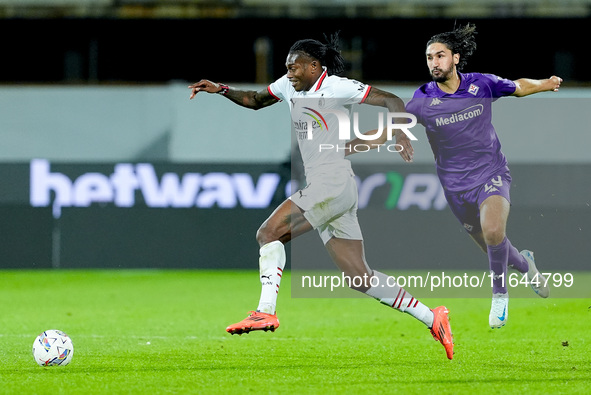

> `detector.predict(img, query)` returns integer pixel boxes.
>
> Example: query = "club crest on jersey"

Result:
[468,84,479,95]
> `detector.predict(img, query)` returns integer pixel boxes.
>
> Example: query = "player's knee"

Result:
[256,220,285,246]
[256,223,273,246]
[482,223,506,246]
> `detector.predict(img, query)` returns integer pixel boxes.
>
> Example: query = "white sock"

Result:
[256,241,286,315]
[365,271,434,328]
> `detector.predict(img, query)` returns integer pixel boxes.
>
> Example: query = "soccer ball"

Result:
[32,330,74,366]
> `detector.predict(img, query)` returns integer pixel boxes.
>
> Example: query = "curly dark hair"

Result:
[289,31,346,75]
[427,23,477,71]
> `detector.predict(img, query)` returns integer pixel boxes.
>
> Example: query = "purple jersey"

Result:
[406,72,516,192]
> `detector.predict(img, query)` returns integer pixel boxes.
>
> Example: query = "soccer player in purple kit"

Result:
[405,24,562,328]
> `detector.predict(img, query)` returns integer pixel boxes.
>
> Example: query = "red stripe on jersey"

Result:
[314,69,328,91]
[360,85,372,103]
[408,297,415,309]
[413,299,419,308]
[267,86,281,101]
[277,267,283,273]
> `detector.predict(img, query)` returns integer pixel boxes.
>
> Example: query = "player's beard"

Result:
[430,66,453,83]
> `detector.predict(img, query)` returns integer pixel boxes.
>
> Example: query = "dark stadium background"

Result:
[0,18,583,84]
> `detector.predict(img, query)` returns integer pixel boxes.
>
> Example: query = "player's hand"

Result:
[548,75,562,92]
[188,79,221,99]
[396,132,414,162]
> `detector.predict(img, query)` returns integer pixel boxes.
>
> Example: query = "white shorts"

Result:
[289,169,363,244]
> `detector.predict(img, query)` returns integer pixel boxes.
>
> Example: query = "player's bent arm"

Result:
[511,75,563,97]
[362,86,406,113]
[358,87,414,162]
[188,79,278,110]
[345,125,414,162]
[344,129,384,157]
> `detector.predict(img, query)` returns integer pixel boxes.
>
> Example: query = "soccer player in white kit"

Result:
[189,33,454,359]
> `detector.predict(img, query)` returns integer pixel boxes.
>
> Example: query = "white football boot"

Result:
[520,250,550,298]
[489,292,509,329]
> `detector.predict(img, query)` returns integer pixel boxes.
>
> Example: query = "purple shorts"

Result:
[444,169,512,234]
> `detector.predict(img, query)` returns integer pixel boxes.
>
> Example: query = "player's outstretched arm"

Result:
[511,75,563,97]
[188,79,278,110]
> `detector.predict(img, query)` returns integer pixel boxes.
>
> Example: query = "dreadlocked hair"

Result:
[427,23,477,71]
[289,31,346,75]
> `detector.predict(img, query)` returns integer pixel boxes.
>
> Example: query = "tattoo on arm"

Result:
[224,87,278,110]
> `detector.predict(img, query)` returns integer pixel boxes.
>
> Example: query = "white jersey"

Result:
[268,67,371,180]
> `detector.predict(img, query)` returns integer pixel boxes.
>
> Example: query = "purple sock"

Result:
[506,238,528,273]
[487,236,509,294]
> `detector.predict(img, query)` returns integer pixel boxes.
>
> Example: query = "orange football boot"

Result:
[226,311,280,335]
[430,306,454,360]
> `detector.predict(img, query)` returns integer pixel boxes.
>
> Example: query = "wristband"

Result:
[217,83,229,95]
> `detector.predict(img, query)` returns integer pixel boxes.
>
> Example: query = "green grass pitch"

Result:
[0,270,589,394]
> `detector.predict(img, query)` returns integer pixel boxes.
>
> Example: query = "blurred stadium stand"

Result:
[1,0,591,18]
[0,17,586,84]
[0,0,588,83]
